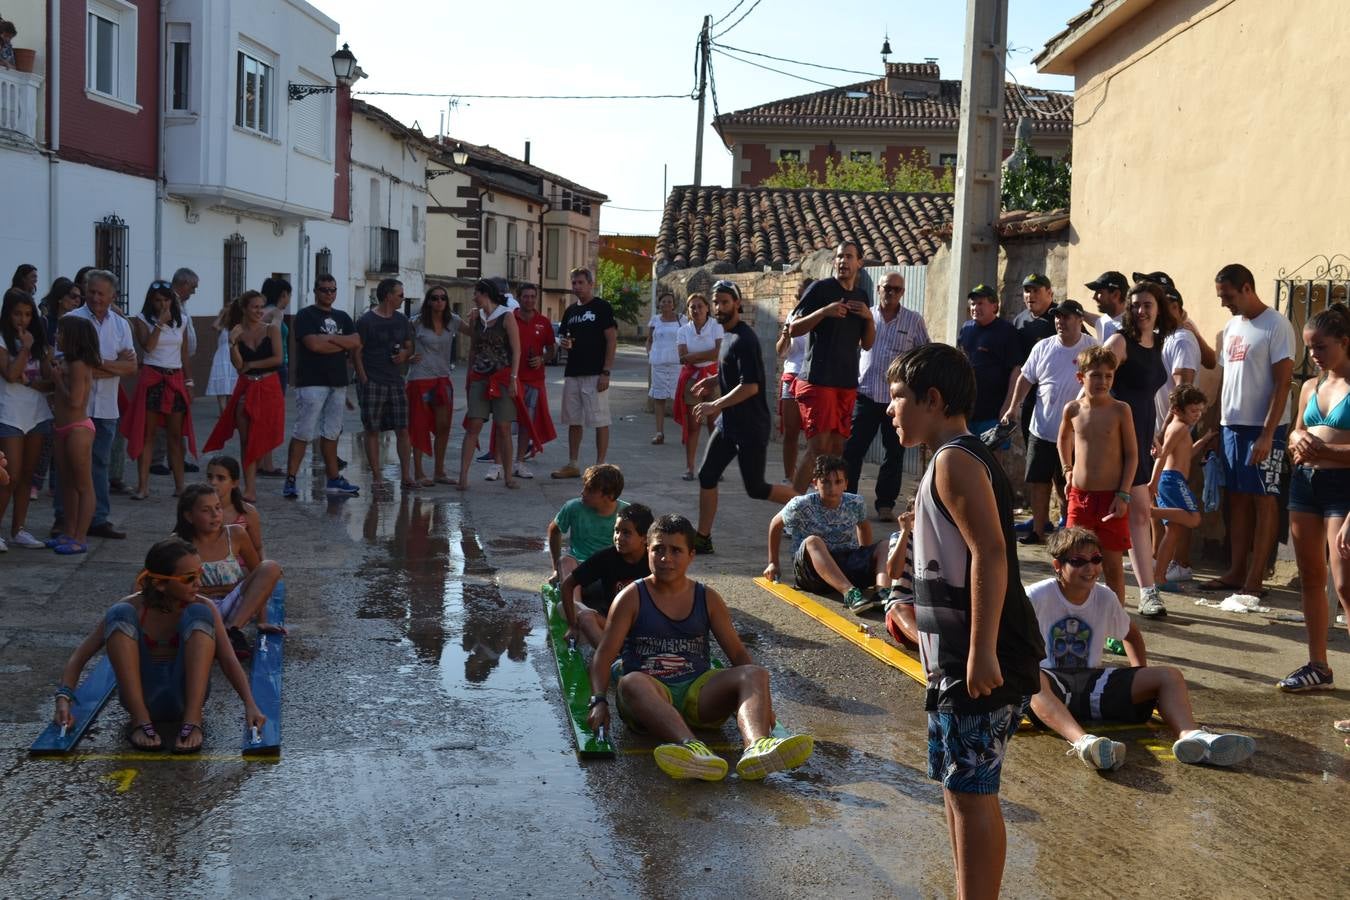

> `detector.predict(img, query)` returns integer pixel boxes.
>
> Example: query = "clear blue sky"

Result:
[318,0,1086,235]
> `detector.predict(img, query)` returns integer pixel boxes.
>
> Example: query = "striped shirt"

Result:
[858,305,930,403]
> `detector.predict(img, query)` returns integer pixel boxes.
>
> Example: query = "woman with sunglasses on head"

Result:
[124,280,196,500]
[172,484,284,660]
[406,284,458,485]
[0,288,53,550]
[203,291,284,502]
[50,537,265,752]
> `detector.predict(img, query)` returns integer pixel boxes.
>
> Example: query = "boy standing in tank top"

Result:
[886,344,1045,900]
[586,514,813,782]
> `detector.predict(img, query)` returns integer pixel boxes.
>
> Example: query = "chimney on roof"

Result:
[524,141,531,164]
[885,60,941,98]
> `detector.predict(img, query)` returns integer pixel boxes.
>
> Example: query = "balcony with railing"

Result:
[368,227,400,275]
[0,68,43,146]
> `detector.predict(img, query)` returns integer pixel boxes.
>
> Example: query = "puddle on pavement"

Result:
[354,497,539,701]
[485,534,548,554]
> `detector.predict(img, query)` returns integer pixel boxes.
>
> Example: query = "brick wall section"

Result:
[57,0,158,178]
[740,143,774,186]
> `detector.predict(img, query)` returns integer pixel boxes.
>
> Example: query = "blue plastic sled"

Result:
[29,656,118,755]
[242,582,285,756]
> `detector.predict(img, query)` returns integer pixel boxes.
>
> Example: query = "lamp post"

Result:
[427,144,470,180]
[288,43,359,102]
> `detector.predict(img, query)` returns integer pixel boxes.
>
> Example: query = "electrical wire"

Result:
[605,204,665,212]
[711,42,877,78]
[357,90,693,100]
[712,0,747,28]
[712,0,765,40]
[710,47,840,89]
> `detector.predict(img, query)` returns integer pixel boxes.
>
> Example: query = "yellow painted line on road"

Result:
[103,768,138,792]
[1137,738,1177,761]
[32,752,275,763]
[754,577,927,686]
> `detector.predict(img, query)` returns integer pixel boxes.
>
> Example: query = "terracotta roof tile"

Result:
[714,61,1072,134]
[655,186,954,275]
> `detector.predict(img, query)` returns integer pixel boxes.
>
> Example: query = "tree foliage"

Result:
[595,258,649,325]
[761,149,954,193]
[1001,140,1071,211]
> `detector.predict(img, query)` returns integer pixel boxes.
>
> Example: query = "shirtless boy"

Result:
[587,514,814,781]
[1149,386,1209,593]
[1057,346,1138,605]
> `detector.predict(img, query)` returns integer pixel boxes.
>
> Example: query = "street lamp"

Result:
[427,144,470,180]
[288,43,359,102]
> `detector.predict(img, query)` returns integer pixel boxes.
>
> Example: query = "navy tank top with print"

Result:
[619,580,712,684]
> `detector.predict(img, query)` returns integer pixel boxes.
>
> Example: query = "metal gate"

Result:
[860,264,927,480]
[93,215,129,313]
[1272,254,1350,383]
[224,233,248,305]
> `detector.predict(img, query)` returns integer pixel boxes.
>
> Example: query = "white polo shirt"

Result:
[68,305,135,419]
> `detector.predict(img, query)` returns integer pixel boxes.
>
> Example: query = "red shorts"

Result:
[794,382,856,439]
[1066,486,1132,552]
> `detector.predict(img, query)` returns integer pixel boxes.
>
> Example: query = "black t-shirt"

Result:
[293,304,356,388]
[574,547,650,614]
[717,320,771,442]
[1013,305,1057,364]
[958,317,1021,421]
[790,277,871,387]
[560,298,617,377]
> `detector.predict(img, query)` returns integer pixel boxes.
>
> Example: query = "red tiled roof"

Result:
[655,185,953,275]
[930,208,1071,241]
[714,61,1072,134]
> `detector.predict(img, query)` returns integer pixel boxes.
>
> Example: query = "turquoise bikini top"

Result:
[1304,381,1350,430]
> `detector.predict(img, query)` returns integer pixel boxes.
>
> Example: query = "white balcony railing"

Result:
[0,68,42,145]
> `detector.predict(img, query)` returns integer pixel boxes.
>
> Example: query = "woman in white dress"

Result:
[206,301,237,411]
[645,291,685,445]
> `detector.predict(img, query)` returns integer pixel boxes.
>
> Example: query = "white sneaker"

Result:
[484,465,502,482]
[1172,728,1255,767]
[1165,562,1194,582]
[513,462,534,479]
[1070,734,1126,771]
[0,535,7,552]
[9,529,45,549]
[1138,587,1167,618]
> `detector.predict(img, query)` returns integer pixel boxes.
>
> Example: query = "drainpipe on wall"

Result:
[538,198,551,318]
[46,0,60,282]
[477,185,489,279]
[154,1,168,278]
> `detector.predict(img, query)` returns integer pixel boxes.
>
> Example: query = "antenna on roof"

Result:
[881,31,892,70]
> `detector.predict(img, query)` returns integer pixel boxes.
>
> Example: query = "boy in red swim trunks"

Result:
[1057,346,1138,605]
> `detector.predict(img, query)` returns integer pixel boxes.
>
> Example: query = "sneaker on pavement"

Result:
[476,451,495,463]
[653,739,728,781]
[845,587,881,615]
[183,461,200,473]
[87,522,126,540]
[1138,587,1167,617]
[10,529,45,549]
[0,535,7,552]
[282,477,299,499]
[325,476,360,496]
[514,462,534,479]
[1014,518,1034,533]
[1276,661,1334,692]
[551,463,581,479]
[1104,637,1126,656]
[1017,531,1043,546]
[1172,728,1256,766]
[735,734,815,780]
[485,465,503,481]
[693,532,715,555]
[1165,562,1193,582]
[149,463,171,476]
[876,505,895,523]
[1070,734,1126,771]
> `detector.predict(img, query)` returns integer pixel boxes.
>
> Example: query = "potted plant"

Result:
[12,47,35,72]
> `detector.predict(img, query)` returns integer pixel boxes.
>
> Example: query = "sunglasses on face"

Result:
[883,286,904,295]
[150,280,172,291]
[428,295,448,302]
[159,569,203,585]
[1062,554,1105,567]
[316,286,336,294]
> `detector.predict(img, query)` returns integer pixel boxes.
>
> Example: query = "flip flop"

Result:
[127,721,161,750]
[418,477,435,487]
[174,722,205,754]
[434,475,457,485]
[129,492,149,501]
[1332,720,1350,734]
[53,541,88,555]
[1198,579,1243,593]
[257,623,288,635]
[401,480,419,489]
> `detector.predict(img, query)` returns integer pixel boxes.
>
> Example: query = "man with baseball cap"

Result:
[958,284,1021,453]
[1084,271,1129,342]
[1001,298,1098,544]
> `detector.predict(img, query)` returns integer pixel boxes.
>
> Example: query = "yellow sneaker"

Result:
[551,463,582,479]
[653,740,728,781]
[735,734,814,780]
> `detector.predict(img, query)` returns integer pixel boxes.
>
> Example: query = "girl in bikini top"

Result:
[206,454,263,553]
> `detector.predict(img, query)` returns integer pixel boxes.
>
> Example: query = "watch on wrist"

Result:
[588,695,608,708]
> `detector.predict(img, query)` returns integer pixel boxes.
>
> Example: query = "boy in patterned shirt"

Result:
[764,454,890,614]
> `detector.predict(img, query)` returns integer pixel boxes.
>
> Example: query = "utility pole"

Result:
[693,14,711,187]
[948,0,1008,342]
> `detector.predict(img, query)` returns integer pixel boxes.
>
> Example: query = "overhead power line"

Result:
[712,0,747,28]
[710,47,840,89]
[357,90,692,100]
[712,0,765,40]
[711,42,877,78]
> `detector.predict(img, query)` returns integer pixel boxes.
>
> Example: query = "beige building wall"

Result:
[1048,0,1350,370]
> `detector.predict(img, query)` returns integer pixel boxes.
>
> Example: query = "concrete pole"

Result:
[693,15,710,188]
[947,0,1008,342]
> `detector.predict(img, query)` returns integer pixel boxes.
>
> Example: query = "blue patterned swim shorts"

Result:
[927,700,1028,795]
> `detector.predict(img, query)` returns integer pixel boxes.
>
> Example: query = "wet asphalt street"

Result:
[2,344,1349,898]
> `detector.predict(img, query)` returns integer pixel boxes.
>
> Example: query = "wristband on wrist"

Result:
[55,685,76,703]
[588,695,608,708]
[1115,490,1131,503]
